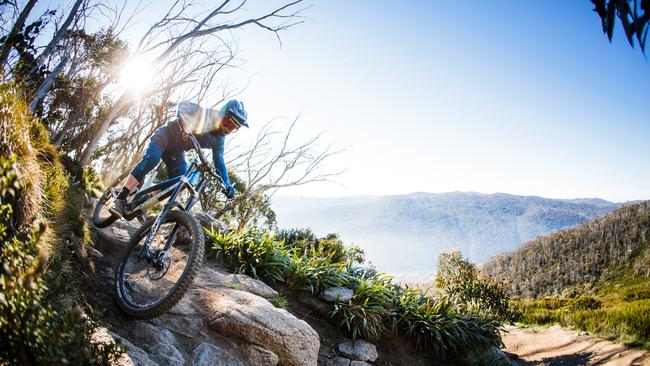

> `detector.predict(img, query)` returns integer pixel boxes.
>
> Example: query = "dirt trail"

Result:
[502,325,650,366]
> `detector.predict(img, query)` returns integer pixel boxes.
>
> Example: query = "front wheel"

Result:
[93,188,119,228]
[114,210,204,319]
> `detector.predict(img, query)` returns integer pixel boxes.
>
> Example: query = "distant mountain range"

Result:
[272,192,622,282]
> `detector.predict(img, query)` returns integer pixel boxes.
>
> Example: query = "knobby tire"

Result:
[114,210,204,319]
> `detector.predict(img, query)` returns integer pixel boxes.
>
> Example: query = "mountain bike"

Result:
[93,133,228,319]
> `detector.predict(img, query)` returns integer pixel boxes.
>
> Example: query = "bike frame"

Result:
[137,162,205,258]
[120,134,224,261]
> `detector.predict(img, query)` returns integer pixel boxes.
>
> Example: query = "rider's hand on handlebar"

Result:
[225,185,235,199]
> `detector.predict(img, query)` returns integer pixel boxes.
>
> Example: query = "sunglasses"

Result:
[220,115,241,134]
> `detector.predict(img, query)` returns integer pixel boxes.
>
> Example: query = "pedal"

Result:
[108,206,124,219]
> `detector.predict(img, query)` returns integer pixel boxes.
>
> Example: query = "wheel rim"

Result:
[118,217,195,309]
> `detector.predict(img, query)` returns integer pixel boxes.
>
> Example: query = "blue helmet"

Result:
[221,99,248,128]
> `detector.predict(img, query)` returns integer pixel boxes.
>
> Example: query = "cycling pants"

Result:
[130,126,187,181]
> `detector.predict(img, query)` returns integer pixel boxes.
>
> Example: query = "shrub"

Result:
[436,250,513,320]
[0,85,122,364]
[563,300,650,341]
[277,228,365,265]
[514,290,650,346]
[613,300,650,340]
[0,84,44,235]
[277,227,317,249]
[389,287,503,357]
[568,296,602,311]
[538,297,568,310]
[622,287,650,302]
[206,229,288,282]
[284,246,351,294]
[0,155,121,365]
[331,275,394,341]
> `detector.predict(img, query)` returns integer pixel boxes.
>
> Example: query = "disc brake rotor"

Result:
[147,250,172,280]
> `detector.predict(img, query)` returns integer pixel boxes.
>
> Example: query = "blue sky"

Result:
[37,0,650,201]
[230,1,650,202]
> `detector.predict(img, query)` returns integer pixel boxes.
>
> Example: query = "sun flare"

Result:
[119,55,154,94]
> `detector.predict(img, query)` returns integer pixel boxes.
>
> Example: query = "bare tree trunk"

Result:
[28,0,84,76]
[78,92,132,167]
[0,0,38,73]
[78,1,306,168]
[30,54,68,111]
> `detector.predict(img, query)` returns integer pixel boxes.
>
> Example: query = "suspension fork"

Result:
[160,177,206,251]
[138,177,189,258]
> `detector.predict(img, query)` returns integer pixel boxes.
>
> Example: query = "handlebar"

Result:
[188,134,228,195]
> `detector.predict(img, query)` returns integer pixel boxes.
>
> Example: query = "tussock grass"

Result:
[207,229,289,282]
[284,246,351,294]
[0,83,44,232]
[332,274,393,341]
[205,228,505,358]
[512,273,650,349]
[0,83,122,364]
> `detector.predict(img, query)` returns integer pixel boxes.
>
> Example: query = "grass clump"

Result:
[512,276,650,349]
[207,229,288,282]
[332,274,394,341]
[270,295,288,309]
[389,286,503,357]
[284,246,351,294]
[205,227,505,359]
[0,84,123,365]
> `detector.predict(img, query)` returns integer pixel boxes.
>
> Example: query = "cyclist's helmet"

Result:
[220,99,248,128]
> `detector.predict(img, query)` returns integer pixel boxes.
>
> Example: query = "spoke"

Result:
[119,218,194,309]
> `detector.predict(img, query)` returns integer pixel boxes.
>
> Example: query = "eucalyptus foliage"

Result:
[592,0,649,54]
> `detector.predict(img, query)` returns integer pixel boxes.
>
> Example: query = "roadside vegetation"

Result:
[0,85,122,364]
[204,227,505,360]
[510,269,650,349]
[483,201,650,349]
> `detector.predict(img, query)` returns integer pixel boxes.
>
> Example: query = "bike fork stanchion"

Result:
[138,182,185,258]
[162,178,205,251]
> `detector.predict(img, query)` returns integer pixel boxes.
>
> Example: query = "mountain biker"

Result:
[109,99,248,218]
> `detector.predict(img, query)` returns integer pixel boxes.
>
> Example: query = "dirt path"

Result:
[502,325,650,366]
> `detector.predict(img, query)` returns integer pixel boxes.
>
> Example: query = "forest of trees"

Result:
[0,0,342,230]
[482,201,650,298]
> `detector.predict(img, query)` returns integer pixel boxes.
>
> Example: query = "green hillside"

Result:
[482,201,650,298]
[482,201,650,347]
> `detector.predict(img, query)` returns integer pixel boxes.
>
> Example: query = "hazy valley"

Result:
[273,192,621,281]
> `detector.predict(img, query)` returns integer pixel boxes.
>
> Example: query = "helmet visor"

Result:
[220,114,241,134]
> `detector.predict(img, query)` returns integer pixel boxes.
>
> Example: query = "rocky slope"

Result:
[273,192,620,281]
[88,217,319,366]
[84,210,460,366]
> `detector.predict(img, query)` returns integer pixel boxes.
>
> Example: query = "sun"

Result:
[119,55,154,95]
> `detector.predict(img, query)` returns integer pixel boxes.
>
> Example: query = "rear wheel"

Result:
[93,188,119,228]
[114,210,204,319]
